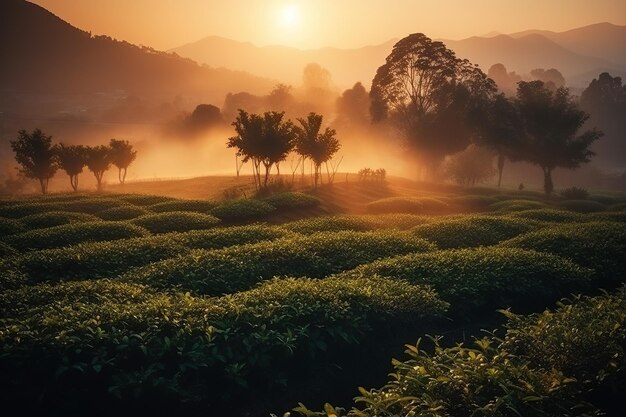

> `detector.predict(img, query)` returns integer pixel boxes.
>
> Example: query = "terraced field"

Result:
[1,183,625,416]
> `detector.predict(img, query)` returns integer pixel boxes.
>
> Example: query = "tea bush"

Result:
[366,197,448,214]
[412,215,541,248]
[179,224,291,250]
[0,217,25,236]
[560,186,589,200]
[558,199,607,213]
[97,205,151,221]
[588,211,626,223]
[342,247,591,314]
[7,221,150,251]
[19,211,100,229]
[449,194,499,211]
[210,198,276,221]
[0,202,61,218]
[281,214,432,234]
[123,231,435,295]
[264,192,321,210]
[0,241,16,257]
[148,199,218,214]
[489,199,548,212]
[131,212,220,233]
[114,193,174,206]
[507,208,585,223]
[500,222,626,284]
[607,202,626,211]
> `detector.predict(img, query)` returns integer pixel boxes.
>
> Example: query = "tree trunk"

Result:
[70,174,78,192]
[497,154,505,187]
[39,178,47,195]
[95,171,103,192]
[122,167,127,184]
[542,166,554,196]
[263,162,272,187]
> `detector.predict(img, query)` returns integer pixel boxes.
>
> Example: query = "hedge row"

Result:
[366,197,449,214]
[131,212,220,233]
[263,192,321,210]
[281,214,432,234]
[210,198,276,221]
[148,199,218,214]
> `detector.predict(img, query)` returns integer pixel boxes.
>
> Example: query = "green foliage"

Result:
[449,194,499,211]
[500,222,626,283]
[343,247,591,314]
[0,241,16,257]
[281,214,432,234]
[558,199,606,213]
[97,205,151,221]
[6,221,149,251]
[507,208,585,223]
[210,198,276,221]
[131,212,220,233]
[179,224,291,250]
[588,211,626,223]
[114,193,174,206]
[366,197,449,214]
[489,199,548,212]
[0,198,131,218]
[413,215,541,248]
[561,186,589,200]
[19,211,100,230]
[123,231,435,295]
[148,199,218,214]
[607,202,626,212]
[0,217,26,236]
[264,192,321,210]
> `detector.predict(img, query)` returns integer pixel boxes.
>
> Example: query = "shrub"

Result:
[281,214,433,234]
[607,202,626,212]
[0,202,61,218]
[588,211,626,223]
[343,247,591,315]
[179,224,291,250]
[507,208,585,223]
[412,215,542,249]
[131,212,220,233]
[55,198,132,214]
[115,194,174,206]
[366,197,448,214]
[263,192,321,210]
[558,199,606,213]
[19,211,100,229]
[0,217,25,236]
[500,222,626,284]
[97,205,151,221]
[560,186,589,200]
[489,199,548,212]
[148,199,218,214]
[7,222,149,251]
[210,199,276,221]
[449,194,499,211]
[123,231,435,295]
[16,237,188,282]
[588,194,623,205]
[0,241,16,257]
[0,277,445,414]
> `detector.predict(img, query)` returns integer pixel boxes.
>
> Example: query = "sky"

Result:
[30,0,626,50]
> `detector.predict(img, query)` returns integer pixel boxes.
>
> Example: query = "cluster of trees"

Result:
[371,33,602,195]
[227,111,341,189]
[10,129,137,194]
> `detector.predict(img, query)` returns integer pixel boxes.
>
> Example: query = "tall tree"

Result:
[515,81,602,195]
[85,145,111,191]
[335,82,370,127]
[294,112,323,178]
[55,144,87,192]
[294,113,340,187]
[10,129,58,194]
[445,144,496,186]
[370,33,496,178]
[109,139,137,184]
[227,110,295,189]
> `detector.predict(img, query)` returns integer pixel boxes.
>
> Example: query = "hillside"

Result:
[0,0,275,98]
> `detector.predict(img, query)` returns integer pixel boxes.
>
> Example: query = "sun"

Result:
[279,4,300,28]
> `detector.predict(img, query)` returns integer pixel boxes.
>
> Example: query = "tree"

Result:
[227,110,295,189]
[445,144,496,186]
[487,63,522,96]
[514,81,602,195]
[335,82,370,127]
[294,112,341,187]
[55,144,87,192]
[109,139,137,184]
[10,129,58,194]
[370,33,496,178]
[530,68,566,90]
[85,145,111,191]
[472,94,525,187]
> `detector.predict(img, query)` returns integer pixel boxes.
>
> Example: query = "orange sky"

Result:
[30,0,626,50]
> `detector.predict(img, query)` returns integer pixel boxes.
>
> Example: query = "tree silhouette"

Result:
[294,113,340,187]
[228,110,295,189]
[515,81,602,195]
[445,144,495,186]
[370,33,496,177]
[335,82,370,127]
[109,139,137,184]
[55,144,87,192]
[10,129,58,194]
[85,145,111,191]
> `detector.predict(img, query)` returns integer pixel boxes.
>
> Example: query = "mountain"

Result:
[170,36,395,89]
[0,0,275,99]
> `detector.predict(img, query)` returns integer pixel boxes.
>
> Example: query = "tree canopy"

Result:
[294,113,341,187]
[86,145,112,191]
[109,139,137,184]
[10,129,58,194]
[55,144,87,192]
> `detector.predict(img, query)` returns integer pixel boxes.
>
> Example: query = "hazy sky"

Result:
[31,0,626,50]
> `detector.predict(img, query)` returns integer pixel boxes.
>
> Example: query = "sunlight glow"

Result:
[279,4,300,28]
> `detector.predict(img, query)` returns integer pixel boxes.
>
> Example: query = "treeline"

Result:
[10,129,136,194]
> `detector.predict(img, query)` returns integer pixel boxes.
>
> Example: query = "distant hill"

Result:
[0,0,275,99]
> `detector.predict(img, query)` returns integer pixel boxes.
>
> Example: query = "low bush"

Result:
[588,211,626,223]
[412,215,541,249]
[19,211,100,230]
[366,197,448,214]
[263,192,321,210]
[560,186,589,200]
[123,231,435,295]
[500,222,626,284]
[210,198,276,221]
[448,194,499,211]
[0,241,16,257]
[0,202,60,218]
[558,199,606,213]
[7,222,149,251]
[97,206,151,221]
[0,217,25,236]
[607,202,626,212]
[587,194,622,205]
[56,198,132,214]
[507,208,585,223]
[489,199,548,212]
[0,277,445,414]
[179,224,291,250]
[131,212,220,233]
[148,199,218,214]
[281,214,432,234]
[343,247,591,314]
[114,194,174,206]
